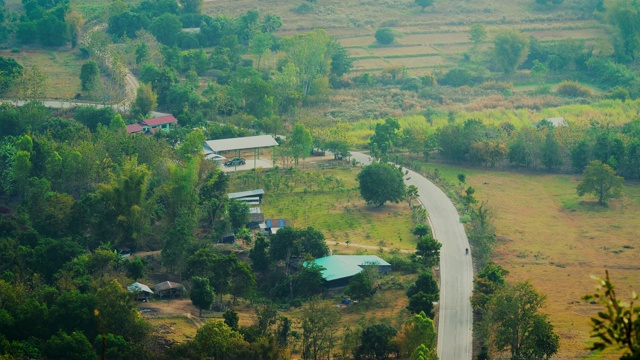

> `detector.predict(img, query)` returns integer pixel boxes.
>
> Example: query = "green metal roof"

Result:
[310,255,391,282]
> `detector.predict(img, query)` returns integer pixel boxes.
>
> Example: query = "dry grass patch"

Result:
[372,45,440,57]
[421,163,640,359]
[146,316,200,343]
[0,49,82,99]
[391,56,446,68]
[353,58,390,70]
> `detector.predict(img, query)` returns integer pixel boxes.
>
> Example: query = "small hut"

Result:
[127,282,154,301]
[153,281,185,299]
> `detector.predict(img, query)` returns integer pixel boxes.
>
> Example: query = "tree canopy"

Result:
[357,162,406,207]
[576,160,624,205]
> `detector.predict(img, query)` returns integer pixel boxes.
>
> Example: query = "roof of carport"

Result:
[204,135,279,153]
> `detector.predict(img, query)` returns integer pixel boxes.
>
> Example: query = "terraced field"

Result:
[204,0,609,76]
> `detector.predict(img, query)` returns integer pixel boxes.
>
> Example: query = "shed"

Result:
[263,219,291,236]
[128,282,154,301]
[309,255,391,288]
[228,189,265,204]
[218,233,235,244]
[153,281,185,299]
[249,207,265,228]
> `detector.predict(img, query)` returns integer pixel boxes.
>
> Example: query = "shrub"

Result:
[439,68,474,87]
[293,3,314,14]
[479,81,513,92]
[375,28,395,45]
[556,81,592,98]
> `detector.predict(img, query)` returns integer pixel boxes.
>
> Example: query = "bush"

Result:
[384,256,418,274]
[375,28,395,45]
[293,3,314,14]
[556,81,592,98]
[478,81,513,92]
[439,68,474,87]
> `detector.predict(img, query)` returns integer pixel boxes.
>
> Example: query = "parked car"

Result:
[224,157,246,166]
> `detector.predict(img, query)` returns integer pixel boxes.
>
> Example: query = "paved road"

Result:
[351,152,473,360]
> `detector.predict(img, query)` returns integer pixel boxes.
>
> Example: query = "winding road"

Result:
[351,152,473,360]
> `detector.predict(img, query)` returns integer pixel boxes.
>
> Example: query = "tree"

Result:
[190,276,214,317]
[606,0,640,62]
[228,199,249,231]
[80,61,99,91]
[356,324,398,360]
[346,271,374,300]
[357,162,406,207]
[44,331,96,360]
[249,233,271,272]
[576,160,624,205]
[415,0,434,11]
[301,298,340,360]
[0,56,23,94]
[250,33,273,70]
[406,272,439,317]
[541,131,562,171]
[396,311,437,359]
[131,83,157,118]
[486,281,559,360]
[329,41,353,77]
[290,123,313,166]
[283,29,332,97]
[180,0,202,13]
[469,23,487,45]
[584,271,640,359]
[375,28,395,45]
[223,309,239,330]
[369,118,400,158]
[415,235,441,269]
[149,13,182,46]
[412,224,431,238]
[492,29,530,74]
[194,321,246,360]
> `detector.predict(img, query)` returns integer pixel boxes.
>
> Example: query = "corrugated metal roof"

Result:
[143,115,178,126]
[126,124,143,134]
[128,282,154,294]
[204,135,279,152]
[153,281,184,292]
[228,189,265,199]
[310,255,391,282]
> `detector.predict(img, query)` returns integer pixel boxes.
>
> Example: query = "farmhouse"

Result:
[126,114,178,134]
[153,281,185,299]
[310,255,391,288]
[127,282,154,301]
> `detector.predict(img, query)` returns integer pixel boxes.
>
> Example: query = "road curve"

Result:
[351,152,473,360]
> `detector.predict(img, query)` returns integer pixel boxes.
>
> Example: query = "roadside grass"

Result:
[418,162,640,359]
[0,49,82,99]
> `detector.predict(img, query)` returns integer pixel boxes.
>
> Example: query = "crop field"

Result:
[420,162,640,359]
[203,0,610,77]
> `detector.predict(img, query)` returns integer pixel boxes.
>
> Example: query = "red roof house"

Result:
[126,114,178,135]
[126,123,144,134]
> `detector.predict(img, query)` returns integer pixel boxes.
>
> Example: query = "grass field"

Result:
[0,49,83,99]
[420,162,640,359]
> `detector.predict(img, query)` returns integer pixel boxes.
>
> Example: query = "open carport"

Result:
[204,135,279,171]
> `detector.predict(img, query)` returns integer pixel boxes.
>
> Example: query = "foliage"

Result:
[415,235,441,269]
[375,28,395,45]
[345,271,374,300]
[357,162,406,207]
[282,29,332,97]
[584,271,640,358]
[190,276,214,316]
[369,117,400,158]
[0,57,23,94]
[492,29,530,74]
[556,81,593,98]
[194,321,247,360]
[79,61,99,91]
[301,298,340,360]
[415,0,434,11]
[131,83,158,118]
[606,0,640,62]
[396,311,437,359]
[486,281,559,360]
[290,123,313,166]
[469,23,487,44]
[406,271,439,317]
[576,160,624,205]
[356,324,398,360]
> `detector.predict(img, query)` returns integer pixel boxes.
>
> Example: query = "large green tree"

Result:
[415,235,441,269]
[283,29,332,97]
[486,281,559,360]
[301,298,340,360]
[356,324,398,360]
[606,0,640,62]
[357,162,406,207]
[290,123,313,166]
[190,276,214,317]
[492,28,530,74]
[0,56,23,94]
[576,160,624,205]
